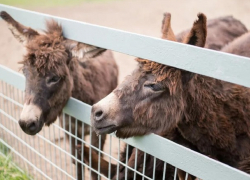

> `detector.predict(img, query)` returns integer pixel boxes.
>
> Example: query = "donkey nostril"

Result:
[27,121,37,132]
[95,110,103,118]
[95,110,104,121]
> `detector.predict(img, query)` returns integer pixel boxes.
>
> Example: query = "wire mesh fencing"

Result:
[0,78,191,180]
[0,77,191,180]
[1,80,74,180]
[1,66,250,180]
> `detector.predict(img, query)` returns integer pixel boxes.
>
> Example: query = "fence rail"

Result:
[1,4,250,180]
[1,4,250,88]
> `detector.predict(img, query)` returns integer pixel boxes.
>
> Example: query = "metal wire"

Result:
[0,102,156,179]
[1,78,243,180]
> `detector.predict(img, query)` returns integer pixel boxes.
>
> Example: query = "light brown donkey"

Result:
[0,11,118,180]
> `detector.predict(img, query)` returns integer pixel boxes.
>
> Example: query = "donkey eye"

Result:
[144,83,164,92]
[47,76,61,85]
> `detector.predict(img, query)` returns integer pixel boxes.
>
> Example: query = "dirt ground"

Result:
[1,0,250,179]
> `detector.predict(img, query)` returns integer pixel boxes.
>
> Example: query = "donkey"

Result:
[82,13,204,180]
[79,13,249,180]
[221,31,250,57]
[0,11,118,180]
[91,12,250,179]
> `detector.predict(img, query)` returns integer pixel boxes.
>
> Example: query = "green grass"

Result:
[0,141,31,180]
[0,0,112,8]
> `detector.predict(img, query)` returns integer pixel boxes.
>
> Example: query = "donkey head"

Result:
[1,11,106,135]
[91,13,207,138]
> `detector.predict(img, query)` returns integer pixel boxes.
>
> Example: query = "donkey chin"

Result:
[92,119,118,135]
[18,103,44,135]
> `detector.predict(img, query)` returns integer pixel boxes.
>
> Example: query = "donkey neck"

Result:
[70,60,96,105]
[179,74,250,163]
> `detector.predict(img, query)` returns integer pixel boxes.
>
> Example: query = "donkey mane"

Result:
[135,14,207,95]
[45,19,63,36]
[20,20,69,76]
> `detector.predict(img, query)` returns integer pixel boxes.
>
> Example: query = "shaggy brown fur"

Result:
[0,11,118,180]
[90,12,250,180]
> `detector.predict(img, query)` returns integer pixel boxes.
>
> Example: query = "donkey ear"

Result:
[64,39,107,60]
[161,12,176,41]
[180,13,207,85]
[0,11,39,45]
[45,19,63,37]
[183,13,207,47]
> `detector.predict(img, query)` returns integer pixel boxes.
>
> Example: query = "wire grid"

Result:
[0,80,196,180]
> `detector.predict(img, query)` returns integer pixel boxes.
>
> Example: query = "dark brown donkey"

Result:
[91,12,250,179]
[0,11,118,180]
[79,13,248,180]
[221,31,250,57]
[79,13,249,180]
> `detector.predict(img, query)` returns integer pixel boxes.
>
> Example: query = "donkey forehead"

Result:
[115,69,155,95]
[23,64,56,77]
[27,34,64,49]
[22,35,68,75]
[22,52,68,78]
